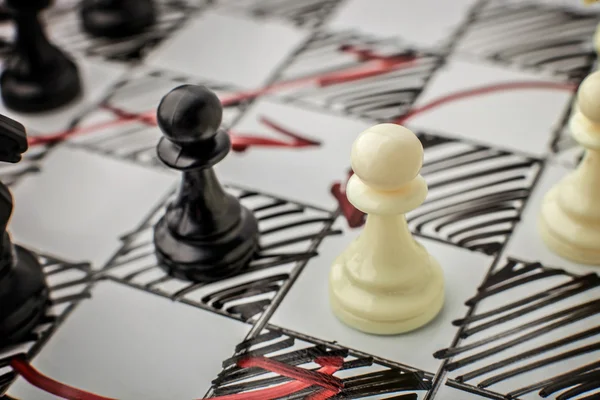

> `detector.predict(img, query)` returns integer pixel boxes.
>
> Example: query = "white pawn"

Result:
[539,71,600,265]
[329,123,445,335]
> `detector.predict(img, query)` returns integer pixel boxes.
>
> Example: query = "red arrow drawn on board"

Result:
[331,80,577,229]
[229,116,321,152]
[26,48,416,149]
[10,356,116,400]
[28,105,320,152]
[97,105,322,151]
[9,355,344,400]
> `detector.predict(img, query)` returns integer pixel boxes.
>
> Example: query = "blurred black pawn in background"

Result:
[0,0,82,113]
[80,0,156,38]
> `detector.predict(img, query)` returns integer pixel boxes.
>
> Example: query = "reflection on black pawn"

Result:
[1,0,82,112]
[0,114,49,347]
[80,0,156,39]
[153,85,260,282]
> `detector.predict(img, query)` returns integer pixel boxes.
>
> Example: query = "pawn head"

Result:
[351,123,423,192]
[157,84,223,145]
[577,71,600,124]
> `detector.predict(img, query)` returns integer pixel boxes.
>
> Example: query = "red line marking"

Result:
[395,81,577,124]
[11,355,343,400]
[209,356,343,400]
[24,49,415,149]
[258,116,320,146]
[27,112,152,147]
[332,80,577,228]
[28,107,320,152]
[219,52,415,106]
[230,116,321,152]
[316,57,417,87]
[237,356,343,392]
[10,357,116,400]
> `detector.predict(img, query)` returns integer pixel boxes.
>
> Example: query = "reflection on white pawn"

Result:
[539,71,600,265]
[329,123,445,335]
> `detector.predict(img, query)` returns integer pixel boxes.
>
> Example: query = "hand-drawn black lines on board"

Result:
[215,0,342,28]
[274,30,441,122]
[406,132,541,256]
[101,186,339,323]
[43,0,205,62]
[436,258,600,399]
[66,69,245,168]
[0,145,47,187]
[456,1,599,80]
[0,254,91,393]
[209,327,432,399]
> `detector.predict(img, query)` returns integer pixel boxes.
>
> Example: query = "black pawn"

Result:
[153,85,260,282]
[80,0,156,39]
[0,114,49,347]
[1,0,82,113]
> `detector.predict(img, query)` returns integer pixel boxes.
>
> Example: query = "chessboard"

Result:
[0,0,600,399]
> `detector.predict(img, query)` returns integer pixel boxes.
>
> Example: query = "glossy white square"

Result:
[0,57,125,135]
[9,146,177,268]
[215,99,370,210]
[326,0,479,49]
[7,281,250,399]
[407,58,573,158]
[147,10,308,88]
[271,222,492,373]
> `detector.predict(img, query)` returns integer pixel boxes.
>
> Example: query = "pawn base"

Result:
[329,254,445,335]
[153,208,260,282]
[0,54,81,113]
[80,0,156,39]
[538,185,600,266]
[0,246,49,347]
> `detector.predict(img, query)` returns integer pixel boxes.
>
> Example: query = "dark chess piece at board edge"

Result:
[80,0,156,39]
[152,85,260,282]
[1,0,82,113]
[0,114,49,347]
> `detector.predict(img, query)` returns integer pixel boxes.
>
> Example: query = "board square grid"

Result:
[2,0,600,398]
